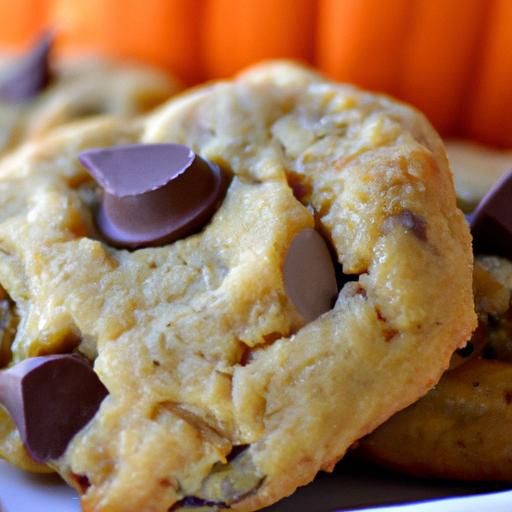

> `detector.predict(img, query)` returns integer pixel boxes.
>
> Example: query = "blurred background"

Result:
[0,0,511,147]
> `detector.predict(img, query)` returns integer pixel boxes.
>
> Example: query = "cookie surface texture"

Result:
[357,255,512,481]
[0,62,475,511]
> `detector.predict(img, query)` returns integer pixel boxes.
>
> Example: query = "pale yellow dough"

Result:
[358,256,512,481]
[358,142,512,482]
[0,62,475,511]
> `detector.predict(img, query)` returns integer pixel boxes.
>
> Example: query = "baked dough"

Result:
[0,62,475,510]
[358,141,512,481]
[358,255,512,481]
[0,56,179,156]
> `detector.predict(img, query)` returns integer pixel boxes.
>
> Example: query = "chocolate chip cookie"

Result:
[0,61,475,510]
[358,169,512,481]
[0,32,179,156]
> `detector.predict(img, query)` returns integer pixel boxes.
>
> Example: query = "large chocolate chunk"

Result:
[0,354,108,463]
[469,170,512,259]
[79,144,226,249]
[283,228,338,322]
[0,31,52,103]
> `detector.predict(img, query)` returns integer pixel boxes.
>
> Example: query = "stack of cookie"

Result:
[358,147,512,482]
[0,32,507,512]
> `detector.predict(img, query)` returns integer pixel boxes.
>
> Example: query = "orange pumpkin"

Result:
[0,0,511,147]
[395,0,488,137]
[317,0,410,97]
[202,0,317,79]
[466,0,512,147]
[50,0,204,83]
[0,0,48,49]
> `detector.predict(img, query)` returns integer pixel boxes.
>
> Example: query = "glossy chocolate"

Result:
[470,170,512,259]
[0,32,52,103]
[283,228,338,322]
[80,144,226,249]
[0,354,108,463]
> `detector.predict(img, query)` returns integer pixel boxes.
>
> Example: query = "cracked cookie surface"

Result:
[0,62,475,511]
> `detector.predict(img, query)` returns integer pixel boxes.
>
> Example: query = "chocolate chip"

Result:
[283,228,338,323]
[0,354,108,463]
[381,210,427,241]
[0,31,52,103]
[469,170,512,259]
[79,144,227,249]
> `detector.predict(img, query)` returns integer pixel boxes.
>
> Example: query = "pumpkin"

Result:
[0,0,511,147]
[317,0,498,141]
[0,0,47,48]
[466,0,512,149]
[50,0,205,83]
[202,0,316,79]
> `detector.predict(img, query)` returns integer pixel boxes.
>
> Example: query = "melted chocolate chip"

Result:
[381,210,427,241]
[79,144,226,249]
[470,170,512,259]
[0,32,52,103]
[283,228,338,322]
[0,354,108,463]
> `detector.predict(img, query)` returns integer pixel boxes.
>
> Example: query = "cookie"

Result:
[0,62,475,510]
[0,33,179,156]
[446,139,512,212]
[358,255,512,480]
[358,166,512,481]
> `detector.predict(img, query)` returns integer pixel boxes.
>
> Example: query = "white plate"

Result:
[0,460,79,512]
[2,458,512,511]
